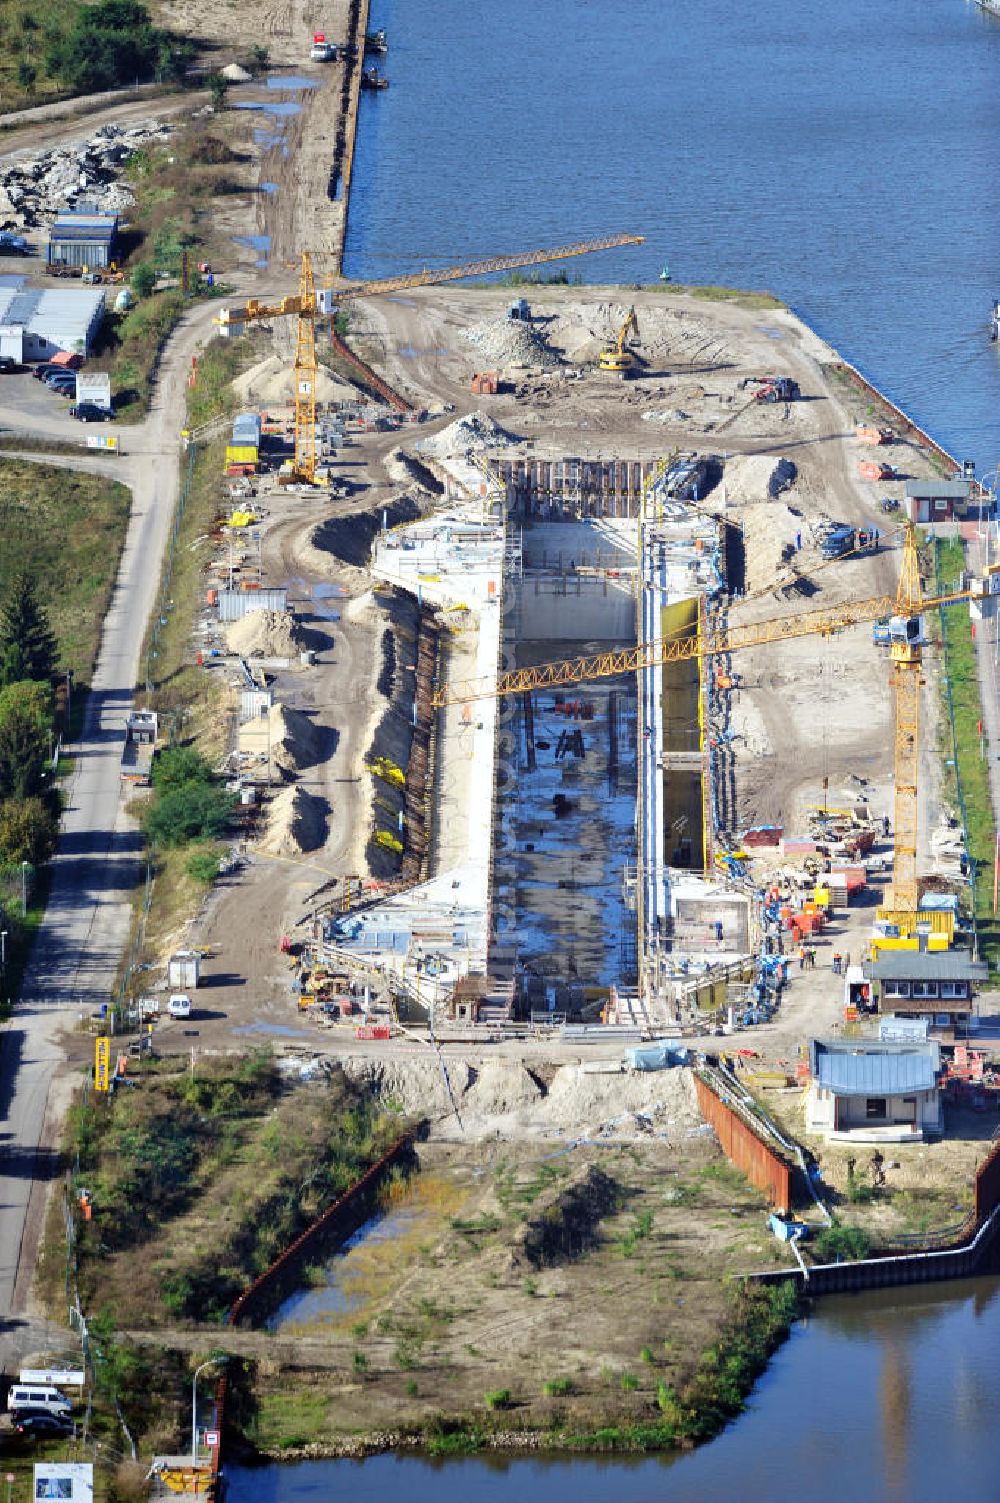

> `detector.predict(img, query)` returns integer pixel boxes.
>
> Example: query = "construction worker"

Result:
[808,946,817,969]
[798,944,806,971]
[832,952,842,975]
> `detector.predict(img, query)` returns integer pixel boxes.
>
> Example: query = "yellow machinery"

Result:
[216,234,645,484]
[433,525,982,914]
[598,306,640,376]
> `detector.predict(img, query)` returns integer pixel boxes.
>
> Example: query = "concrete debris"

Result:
[225,609,302,658]
[420,410,522,459]
[464,313,561,371]
[342,1055,702,1141]
[723,453,797,503]
[642,408,691,425]
[221,62,253,82]
[260,784,327,856]
[0,119,173,229]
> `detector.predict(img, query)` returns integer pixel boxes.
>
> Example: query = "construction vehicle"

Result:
[819,523,880,560]
[434,525,985,914]
[740,374,800,402]
[598,307,640,377]
[120,709,157,787]
[216,233,645,484]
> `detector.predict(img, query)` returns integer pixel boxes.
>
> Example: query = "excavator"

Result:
[215,234,645,484]
[598,306,641,377]
[432,522,991,916]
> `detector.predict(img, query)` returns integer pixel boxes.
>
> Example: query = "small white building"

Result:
[0,279,105,359]
[806,1037,942,1142]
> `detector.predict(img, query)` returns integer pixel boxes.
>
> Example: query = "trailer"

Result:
[121,709,158,785]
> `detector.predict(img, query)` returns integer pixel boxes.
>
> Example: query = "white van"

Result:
[7,1383,72,1417]
[168,994,192,1019]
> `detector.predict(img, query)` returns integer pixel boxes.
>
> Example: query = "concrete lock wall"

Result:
[694,1074,791,1212]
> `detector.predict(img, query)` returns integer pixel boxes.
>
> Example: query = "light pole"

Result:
[191,1355,227,1465]
[0,932,6,971]
[20,862,28,918]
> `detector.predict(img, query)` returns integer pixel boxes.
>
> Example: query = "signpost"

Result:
[94,1035,110,1093]
[205,1431,219,1448]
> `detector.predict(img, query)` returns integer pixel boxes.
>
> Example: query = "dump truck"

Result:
[121,709,158,786]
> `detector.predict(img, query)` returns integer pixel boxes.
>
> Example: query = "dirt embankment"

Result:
[518,1165,621,1269]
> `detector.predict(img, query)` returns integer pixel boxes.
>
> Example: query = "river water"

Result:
[345,0,1000,470]
[228,2,1000,1493]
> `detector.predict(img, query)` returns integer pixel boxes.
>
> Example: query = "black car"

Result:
[70,403,107,422]
[13,1411,74,1436]
[0,356,19,374]
[32,362,68,380]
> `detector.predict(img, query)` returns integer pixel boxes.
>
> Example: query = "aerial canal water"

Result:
[227,1,1000,1493]
[228,1276,1000,1500]
[345,0,1000,470]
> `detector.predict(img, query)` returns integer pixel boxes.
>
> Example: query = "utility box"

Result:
[167,950,201,990]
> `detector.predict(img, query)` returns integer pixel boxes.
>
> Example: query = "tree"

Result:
[130,261,157,299]
[0,681,53,802]
[144,781,233,847]
[207,73,229,113]
[16,60,37,94]
[0,797,58,867]
[151,745,215,790]
[0,573,57,689]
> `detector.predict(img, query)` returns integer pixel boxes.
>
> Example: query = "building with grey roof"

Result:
[806,1037,942,1142]
[904,477,970,524]
[863,947,987,1038]
[46,208,119,270]
[0,279,105,360]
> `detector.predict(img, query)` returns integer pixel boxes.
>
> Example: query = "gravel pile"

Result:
[225,609,302,659]
[419,410,521,459]
[260,785,327,856]
[0,120,172,229]
[464,313,561,370]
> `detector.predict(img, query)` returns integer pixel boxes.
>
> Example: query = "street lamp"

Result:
[191,1355,227,1465]
[0,932,6,970]
[20,862,29,918]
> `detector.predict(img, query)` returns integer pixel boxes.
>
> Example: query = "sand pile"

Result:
[345,1056,703,1141]
[260,785,327,856]
[232,353,355,408]
[723,454,796,504]
[419,411,521,460]
[270,704,323,771]
[225,609,301,658]
[464,314,561,370]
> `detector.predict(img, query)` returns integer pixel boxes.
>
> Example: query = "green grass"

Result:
[934,536,999,970]
[0,459,131,687]
[649,283,784,309]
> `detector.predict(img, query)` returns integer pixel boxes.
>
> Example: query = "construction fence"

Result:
[693,1073,792,1212]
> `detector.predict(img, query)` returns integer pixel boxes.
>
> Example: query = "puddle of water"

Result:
[268,1173,468,1334]
[260,181,279,194]
[235,99,301,117]
[266,73,318,90]
[232,1021,310,1037]
[233,233,272,253]
[757,325,785,340]
[313,581,346,619]
[253,128,283,149]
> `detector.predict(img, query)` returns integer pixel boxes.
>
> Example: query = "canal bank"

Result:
[223,1271,1000,1501]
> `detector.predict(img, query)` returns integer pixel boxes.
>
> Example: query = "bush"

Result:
[542,1376,573,1397]
[130,261,157,300]
[44,0,193,94]
[0,796,58,867]
[813,1219,871,1262]
[186,844,222,884]
[145,781,233,846]
[484,1389,511,1411]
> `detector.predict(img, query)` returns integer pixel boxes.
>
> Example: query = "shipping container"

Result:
[225,444,259,466]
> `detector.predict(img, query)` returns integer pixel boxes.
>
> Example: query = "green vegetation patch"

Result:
[0,461,131,685]
[934,536,999,970]
[66,1053,405,1326]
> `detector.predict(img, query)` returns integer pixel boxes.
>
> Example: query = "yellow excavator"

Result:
[598,306,640,377]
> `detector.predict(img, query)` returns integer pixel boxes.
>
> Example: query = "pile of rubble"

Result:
[0,119,173,230]
[419,410,522,459]
[723,453,797,504]
[464,313,561,371]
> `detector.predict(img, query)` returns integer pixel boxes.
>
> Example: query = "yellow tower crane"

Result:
[215,233,645,484]
[432,525,986,914]
[598,305,641,377]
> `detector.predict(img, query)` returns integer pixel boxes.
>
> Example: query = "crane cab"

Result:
[888,613,925,662]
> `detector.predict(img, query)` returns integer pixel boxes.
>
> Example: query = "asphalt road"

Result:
[0,299,226,1373]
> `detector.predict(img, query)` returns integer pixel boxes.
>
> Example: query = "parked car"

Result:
[168,994,192,1019]
[7,1384,72,1418]
[14,1412,74,1437]
[0,356,19,374]
[45,375,77,392]
[70,402,108,422]
[32,363,66,381]
[0,232,30,256]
